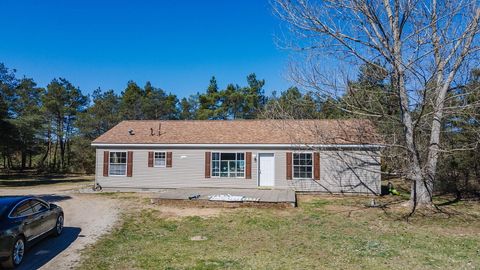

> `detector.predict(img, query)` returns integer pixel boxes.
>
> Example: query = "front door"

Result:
[258,153,275,186]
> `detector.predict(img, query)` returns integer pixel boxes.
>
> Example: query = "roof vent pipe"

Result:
[128,129,135,135]
[158,123,162,136]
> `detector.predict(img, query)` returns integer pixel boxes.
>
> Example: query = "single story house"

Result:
[91,119,382,195]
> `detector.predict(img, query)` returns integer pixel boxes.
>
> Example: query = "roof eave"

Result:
[90,142,384,149]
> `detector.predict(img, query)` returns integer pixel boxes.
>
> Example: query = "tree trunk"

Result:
[40,127,51,168]
[21,149,26,171]
[53,139,58,171]
[7,152,12,170]
[394,57,429,206]
[60,138,65,171]
[410,175,433,206]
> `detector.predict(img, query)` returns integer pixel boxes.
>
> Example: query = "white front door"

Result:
[258,153,275,186]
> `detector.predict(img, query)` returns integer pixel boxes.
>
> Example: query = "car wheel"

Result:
[1,236,25,269]
[54,214,64,236]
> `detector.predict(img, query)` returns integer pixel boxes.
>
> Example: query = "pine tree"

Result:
[120,81,145,120]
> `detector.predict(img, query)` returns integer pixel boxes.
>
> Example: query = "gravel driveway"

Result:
[0,184,123,270]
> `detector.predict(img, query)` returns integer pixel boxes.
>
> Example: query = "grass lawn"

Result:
[78,195,480,270]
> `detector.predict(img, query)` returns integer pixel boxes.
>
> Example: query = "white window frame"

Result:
[211,151,246,179]
[154,151,167,168]
[292,152,314,180]
[109,151,127,176]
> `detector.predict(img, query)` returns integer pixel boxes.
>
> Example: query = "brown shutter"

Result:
[286,152,292,180]
[166,152,173,167]
[148,152,153,167]
[103,151,109,177]
[205,152,211,178]
[127,151,133,177]
[314,152,320,180]
[245,152,252,179]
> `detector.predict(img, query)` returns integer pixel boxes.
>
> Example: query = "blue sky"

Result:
[0,0,291,98]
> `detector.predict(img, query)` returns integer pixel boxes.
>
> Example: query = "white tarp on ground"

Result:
[208,194,260,202]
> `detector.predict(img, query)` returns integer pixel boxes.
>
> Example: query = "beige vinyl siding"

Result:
[288,150,381,194]
[95,148,380,194]
[96,148,259,189]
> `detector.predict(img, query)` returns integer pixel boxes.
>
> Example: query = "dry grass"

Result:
[78,194,480,270]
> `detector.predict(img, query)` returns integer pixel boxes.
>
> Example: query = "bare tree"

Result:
[273,0,480,207]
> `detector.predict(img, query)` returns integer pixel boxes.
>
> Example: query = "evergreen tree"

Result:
[179,94,199,120]
[120,81,145,120]
[264,87,320,119]
[197,76,222,119]
[220,84,244,119]
[42,78,87,171]
[77,88,121,140]
[0,63,19,170]
[74,88,121,173]
[207,76,218,94]
[10,78,44,169]
[142,82,179,120]
[242,73,265,119]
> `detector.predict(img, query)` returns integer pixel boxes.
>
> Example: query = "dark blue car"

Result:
[0,196,64,269]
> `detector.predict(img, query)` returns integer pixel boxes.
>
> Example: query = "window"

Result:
[10,201,34,217]
[109,152,127,176]
[154,152,166,167]
[212,152,245,178]
[293,153,313,179]
[30,199,49,213]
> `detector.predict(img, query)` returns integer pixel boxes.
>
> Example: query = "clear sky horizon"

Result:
[0,0,292,98]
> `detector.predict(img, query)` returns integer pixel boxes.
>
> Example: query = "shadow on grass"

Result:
[436,197,462,206]
[0,170,91,178]
[0,178,92,187]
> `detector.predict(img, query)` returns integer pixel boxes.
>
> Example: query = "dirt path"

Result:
[0,183,124,270]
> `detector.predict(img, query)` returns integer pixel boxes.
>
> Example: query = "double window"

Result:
[109,152,127,176]
[212,152,245,178]
[154,152,166,167]
[293,153,313,179]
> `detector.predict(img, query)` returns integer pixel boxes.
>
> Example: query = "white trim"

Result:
[109,151,127,176]
[153,151,167,168]
[211,151,246,179]
[292,152,314,180]
[257,152,275,187]
[92,143,382,149]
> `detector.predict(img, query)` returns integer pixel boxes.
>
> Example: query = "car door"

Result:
[10,201,37,241]
[30,199,55,234]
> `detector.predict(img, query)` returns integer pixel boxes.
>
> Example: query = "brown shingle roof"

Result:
[92,119,381,145]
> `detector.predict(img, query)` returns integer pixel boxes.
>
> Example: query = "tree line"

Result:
[0,62,339,174]
[1,60,478,198]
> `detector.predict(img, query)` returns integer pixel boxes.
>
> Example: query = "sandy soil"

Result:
[150,205,232,219]
[0,184,123,270]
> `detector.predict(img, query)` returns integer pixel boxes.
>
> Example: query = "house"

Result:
[91,119,382,194]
